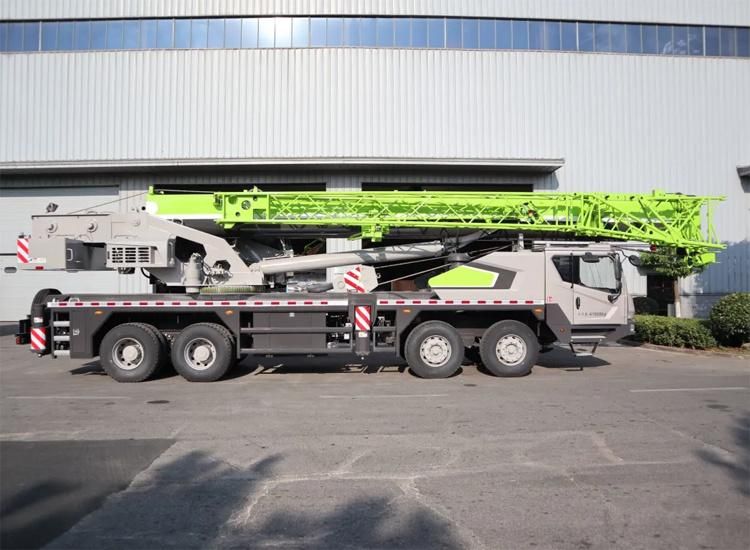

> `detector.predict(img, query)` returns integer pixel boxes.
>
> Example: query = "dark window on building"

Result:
[106,20,123,50]
[738,28,750,57]
[343,18,359,46]
[642,25,658,53]
[412,18,428,47]
[156,19,173,48]
[376,18,393,47]
[687,26,702,55]
[528,20,544,49]
[41,23,56,50]
[141,20,157,48]
[544,21,560,50]
[428,18,444,48]
[90,21,106,49]
[207,19,224,48]
[657,25,672,54]
[309,18,325,46]
[326,18,343,47]
[123,20,140,49]
[594,23,610,52]
[673,25,688,54]
[74,21,91,50]
[561,22,577,50]
[462,18,479,48]
[446,19,461,48]
[225,18,241,48]
[720,27,736,56]
[360,18,376,47]
[23,22,40,51]
[512,20,528,49]
[578,22,594,51]
[174,19,190,48]
[705,27,720,55]
[0,24,6,51]
[626,24,641,53]
[394,18,410,47]
[496,20,512,49]
[610,23,626,52]
[479,19,494,49]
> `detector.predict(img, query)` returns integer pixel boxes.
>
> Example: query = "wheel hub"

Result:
[184,338,217,371]
[112,338,144,371]
[419,335,452,368]
[496,334,527,366]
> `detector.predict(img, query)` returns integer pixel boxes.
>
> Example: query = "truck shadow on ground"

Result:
[534,346,610,370]
[695,412,750,497]
[47,450,463,549]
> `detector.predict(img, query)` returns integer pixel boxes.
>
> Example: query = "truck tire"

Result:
[480,320,538,377]
[100,323,162,383]
[141,325,171,372]
[405,321,464,379]
[31,288,61,307]
[171,323,234,382]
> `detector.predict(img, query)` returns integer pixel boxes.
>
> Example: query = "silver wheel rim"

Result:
[419,335,452,368]
[496,334,527,366]
[183,338,217,371]
[112,338,144,371]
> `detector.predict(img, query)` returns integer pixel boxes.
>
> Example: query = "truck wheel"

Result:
[171,323,234,382]
[141,325,171,372]
[100,323,162,382]
[480,320,538,377]
[405,321,464,379]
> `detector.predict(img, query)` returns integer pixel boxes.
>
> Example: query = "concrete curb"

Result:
[621,339,749,360]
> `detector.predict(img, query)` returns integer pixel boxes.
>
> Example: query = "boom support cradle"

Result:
[147,188,724,267]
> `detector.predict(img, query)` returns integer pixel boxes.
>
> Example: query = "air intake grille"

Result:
[109,246,153,265]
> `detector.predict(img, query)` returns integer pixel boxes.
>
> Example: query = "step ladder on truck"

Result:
[15,188,723,382]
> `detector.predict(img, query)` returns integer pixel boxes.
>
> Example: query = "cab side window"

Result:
[551,255,574,284]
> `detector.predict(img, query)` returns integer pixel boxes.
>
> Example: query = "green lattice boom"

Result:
[146,188,724,266]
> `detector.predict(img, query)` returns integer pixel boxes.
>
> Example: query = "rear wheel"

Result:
[100,323,162,382]
[405,321,464,379]
[171,323,234,382]
[480,320,538,377]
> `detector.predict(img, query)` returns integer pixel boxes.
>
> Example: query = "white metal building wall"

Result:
[2,1,749,27]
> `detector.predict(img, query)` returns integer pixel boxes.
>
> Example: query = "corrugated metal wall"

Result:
[1,1,748,312]
[2,0,749,26]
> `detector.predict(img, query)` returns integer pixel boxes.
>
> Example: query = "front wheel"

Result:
[171,323,234,382]
[480,320,538,377]
[405,321,464,379]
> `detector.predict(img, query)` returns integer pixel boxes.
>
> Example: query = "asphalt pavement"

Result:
[0,334,748,549]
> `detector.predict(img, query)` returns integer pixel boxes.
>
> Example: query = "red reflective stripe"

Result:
[220,301,230,306]
[509,300,518,304]
[74,302,84,307]
[237,301,247,306]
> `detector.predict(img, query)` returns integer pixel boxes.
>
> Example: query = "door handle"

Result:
[575,297,581,309]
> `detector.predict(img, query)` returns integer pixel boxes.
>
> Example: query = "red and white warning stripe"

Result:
[17,236,30,264]
[354,305,371,331]
[344,266,365,293]
[46,298,545,309]
[30,327,46,352]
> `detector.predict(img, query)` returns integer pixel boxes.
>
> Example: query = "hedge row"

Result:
[709,293,750,347]
[633,315,716,349]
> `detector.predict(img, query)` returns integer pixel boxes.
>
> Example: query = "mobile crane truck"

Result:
[15,188,723,382]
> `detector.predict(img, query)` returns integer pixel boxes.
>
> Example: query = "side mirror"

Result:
[628,255,642,267]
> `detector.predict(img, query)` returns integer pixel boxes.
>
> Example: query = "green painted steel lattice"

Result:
[147,187,724,266]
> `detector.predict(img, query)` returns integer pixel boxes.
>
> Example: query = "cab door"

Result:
[572,254,626,326]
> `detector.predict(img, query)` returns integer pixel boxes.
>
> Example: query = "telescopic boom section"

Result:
[146,188,724,266]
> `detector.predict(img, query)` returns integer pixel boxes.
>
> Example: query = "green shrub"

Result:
[633,296,660,315]
[634,315,717,349]
[709,293,750,347]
